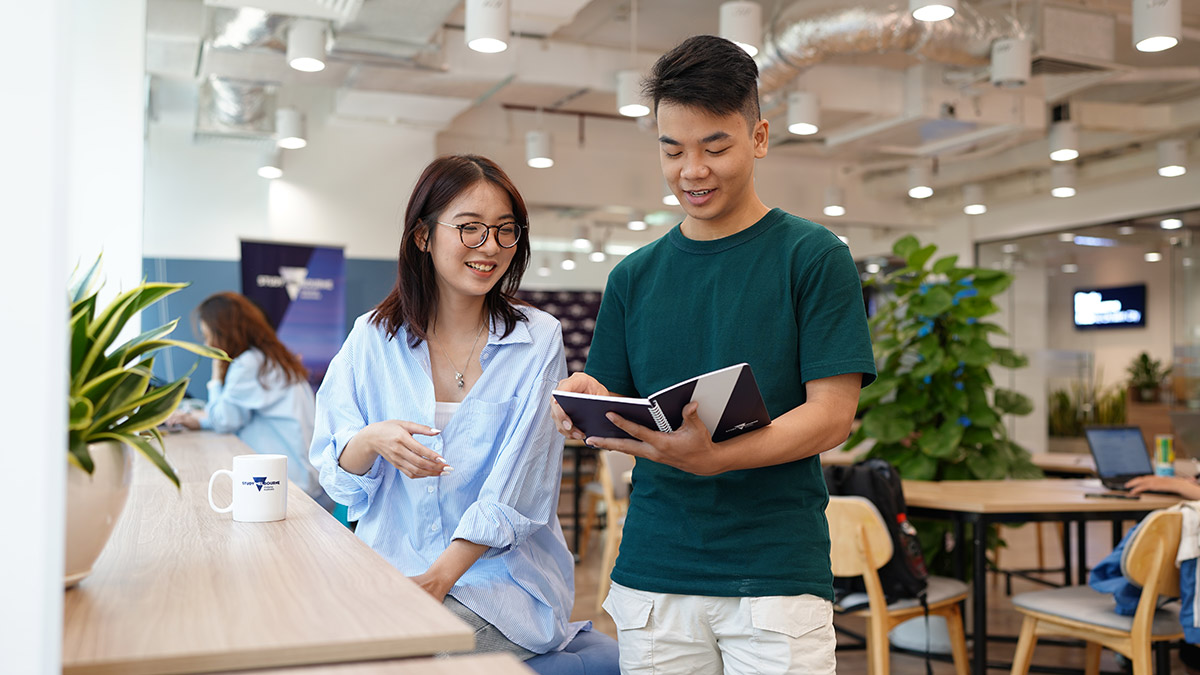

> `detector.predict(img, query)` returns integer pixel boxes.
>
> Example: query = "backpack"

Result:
[823,458,929,605]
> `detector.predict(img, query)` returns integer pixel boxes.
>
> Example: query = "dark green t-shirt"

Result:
[584,208,877,599]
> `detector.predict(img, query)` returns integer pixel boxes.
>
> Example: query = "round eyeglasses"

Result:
[435,220,524,249]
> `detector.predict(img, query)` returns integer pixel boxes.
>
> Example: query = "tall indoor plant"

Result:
[844,235,1040,575]
[66,258,226,586]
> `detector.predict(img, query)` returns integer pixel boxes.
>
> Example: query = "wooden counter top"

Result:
[235,653,533,674]
[63,432,473,675]
[901,478,1182,515]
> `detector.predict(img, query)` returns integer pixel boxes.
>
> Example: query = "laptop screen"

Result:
[1085,427,1154,478]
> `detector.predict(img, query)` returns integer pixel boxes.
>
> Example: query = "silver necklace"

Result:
[432,321,486,390]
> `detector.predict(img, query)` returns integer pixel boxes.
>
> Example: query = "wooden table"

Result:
[902,478,1181,675]
[233,653,533,674]
[63,432,473,675]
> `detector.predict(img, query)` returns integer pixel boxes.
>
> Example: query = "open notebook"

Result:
[553,363,771,443]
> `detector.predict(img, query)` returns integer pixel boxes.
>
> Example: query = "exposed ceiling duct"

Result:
[209,7,286,50]
[195,76,277,144]
[755,1,1025,95]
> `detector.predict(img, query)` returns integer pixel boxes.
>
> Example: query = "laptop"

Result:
[1083,426,1156,491]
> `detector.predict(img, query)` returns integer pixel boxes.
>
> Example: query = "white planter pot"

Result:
[65,441,133,588]
[889,614,953,655]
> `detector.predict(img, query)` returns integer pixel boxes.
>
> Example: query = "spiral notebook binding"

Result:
[648,402,671,433]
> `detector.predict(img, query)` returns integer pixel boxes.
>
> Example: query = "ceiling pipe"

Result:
[755,0,1025,97]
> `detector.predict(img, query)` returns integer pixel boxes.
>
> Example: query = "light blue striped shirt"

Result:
[200,348,334,511]
[310,307,583,653]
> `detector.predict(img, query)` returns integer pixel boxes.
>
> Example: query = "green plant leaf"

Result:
[91,431,180,489]
[962,338,994,366]
[893,235,920,260]
[932,255,959,274]
[994,347,1029,368]
[907,245,937,272]
[68,256,103,304]
[68,437,94,474]
[120,339,229,366]
[87,367,153,431]
[919,422,964,459]
[911,285,954,317]
[994,388,1034,416]
[69,396,94,431]
[70,305,92,376]
[970,271,1013,297]
[962,425,993,446]
[97,320,180,372]
[896,451,938,480]
[862,403,915,443]
[965,447,1004,479]
[107,378,190,435]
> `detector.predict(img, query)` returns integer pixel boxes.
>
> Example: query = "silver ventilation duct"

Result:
[209,7,287,51]
[196,76,277,143]
[756,1,1026,95]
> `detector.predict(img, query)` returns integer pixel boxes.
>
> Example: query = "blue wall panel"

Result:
[142,257,398,399]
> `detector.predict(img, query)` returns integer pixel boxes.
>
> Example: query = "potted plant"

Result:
[844,235,1041,571]
[843,235,1042,654]
[66,258,226,587]
[1126,352,1170,403]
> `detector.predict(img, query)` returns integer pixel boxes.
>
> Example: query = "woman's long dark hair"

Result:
[196,292,309,386]
[371,154,530,346]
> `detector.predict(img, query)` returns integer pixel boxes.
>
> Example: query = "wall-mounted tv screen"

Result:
[1073,284,1146,330]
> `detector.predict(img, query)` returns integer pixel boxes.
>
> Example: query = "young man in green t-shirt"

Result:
[552,35,876,674]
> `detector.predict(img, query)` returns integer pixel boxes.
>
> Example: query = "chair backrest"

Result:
[598,450,635,502]
[826,495,894,578]
[1120,509,1182,596]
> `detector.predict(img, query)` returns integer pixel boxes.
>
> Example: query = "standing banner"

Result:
[240,240,345,389]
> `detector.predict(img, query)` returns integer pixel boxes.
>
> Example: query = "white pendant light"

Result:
[1161,218,1183,230]
[990,37,1031,88]
[1144,250,1163,263]
[719,1,762,57]
[1049,121,1078,162]
[573,225,590,250]
[1061,260,1079,274]
[822,186,845,217]
[275,108,307,149]
[257,149,282,179]
[1050,162,1076,198]
[909,0,957,22]
[787,91,819,136]
[525,130,553,169]
[627,214,647,231]
[287,19,327,73]
[907,164,933,199]
[1118,225,1136,235]
[1158,138,1187,178]
[561,253,576,271]
[662,183,680,206]
[466,0,509,53]
[962,183,987,215]
[617,70,649,117]
[1133,0,1180,53]
[537,257,551,277]
[589,248,607,263]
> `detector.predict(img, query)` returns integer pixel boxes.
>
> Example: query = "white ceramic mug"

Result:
[208,454,288,522]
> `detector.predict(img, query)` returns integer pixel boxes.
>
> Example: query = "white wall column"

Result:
[0,1,69,671]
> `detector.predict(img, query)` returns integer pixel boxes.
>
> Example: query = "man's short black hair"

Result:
[642,35,761,129]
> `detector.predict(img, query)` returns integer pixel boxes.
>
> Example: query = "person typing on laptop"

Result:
[1125,474,1200,499]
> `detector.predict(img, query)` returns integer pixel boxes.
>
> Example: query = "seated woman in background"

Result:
[309,155,607,667]
[167,291,334,512]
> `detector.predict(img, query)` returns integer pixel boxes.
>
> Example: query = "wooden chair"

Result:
[1008,509,1183,675]
[826,496,970,675]
[595,449,634,613]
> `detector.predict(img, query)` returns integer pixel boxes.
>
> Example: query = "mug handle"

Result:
[208,469,235,513]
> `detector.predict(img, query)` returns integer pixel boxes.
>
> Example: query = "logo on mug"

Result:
[244,477,282,492]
